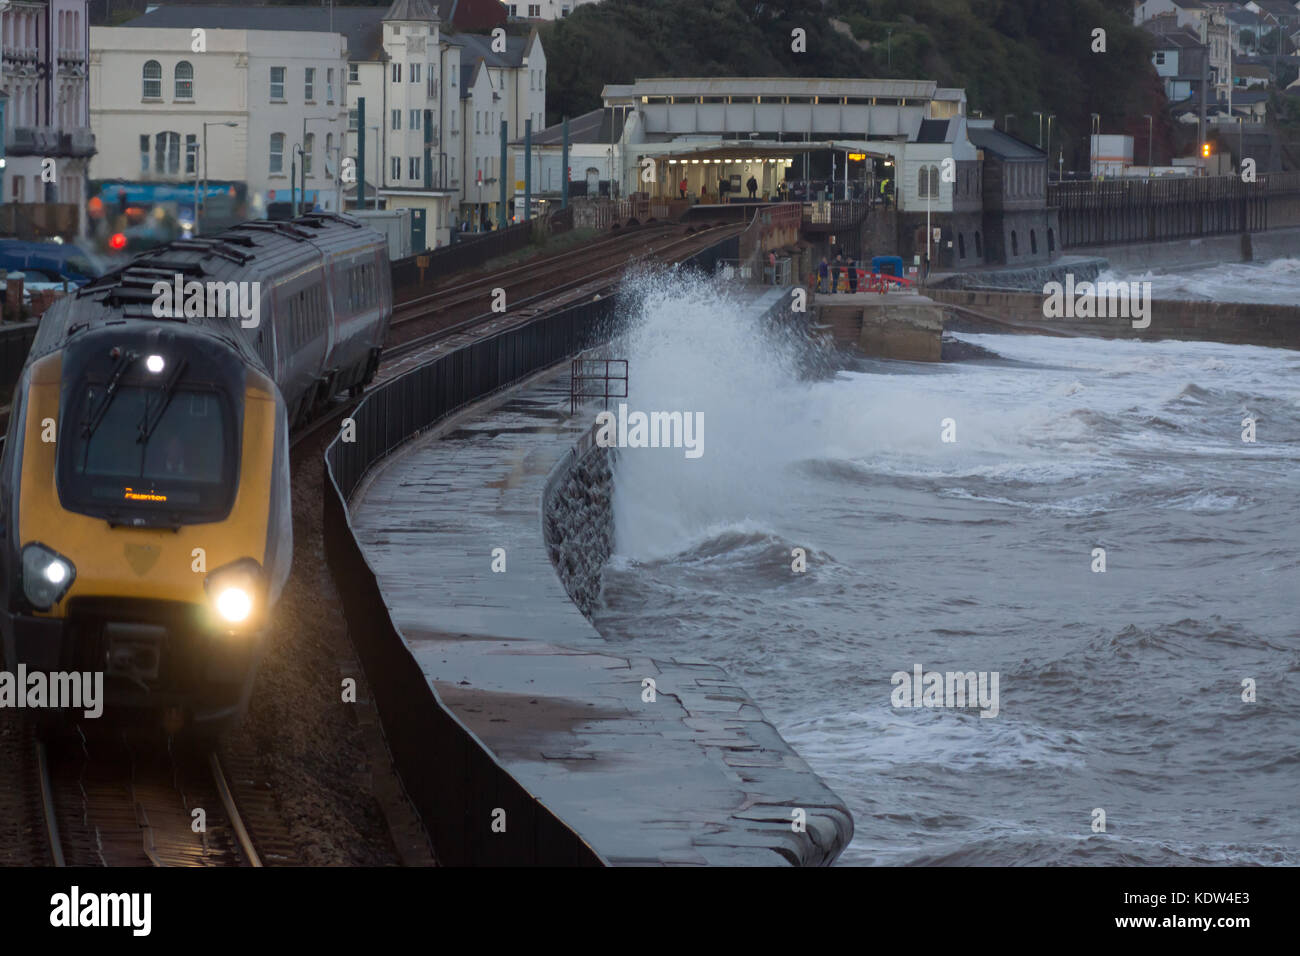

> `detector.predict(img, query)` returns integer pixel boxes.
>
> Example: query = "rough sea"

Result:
[588,268,1300,866]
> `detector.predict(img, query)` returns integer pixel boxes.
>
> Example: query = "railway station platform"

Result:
[347,325,852,865]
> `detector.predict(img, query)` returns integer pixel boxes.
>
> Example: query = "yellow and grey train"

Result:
[0,212,392,736]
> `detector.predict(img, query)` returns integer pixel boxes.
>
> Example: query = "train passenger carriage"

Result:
[0,212,390,737]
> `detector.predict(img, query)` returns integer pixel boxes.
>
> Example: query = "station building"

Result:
[512,76,1057,270]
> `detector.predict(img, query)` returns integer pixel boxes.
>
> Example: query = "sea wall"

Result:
[1070,224,1300,274]
[930,257,1107,291]
[543,427,614,617]
[931,288,1300,349]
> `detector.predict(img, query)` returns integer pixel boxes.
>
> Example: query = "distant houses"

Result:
[89,0,546,250]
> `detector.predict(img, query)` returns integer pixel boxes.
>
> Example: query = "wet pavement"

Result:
[349,322,852,865]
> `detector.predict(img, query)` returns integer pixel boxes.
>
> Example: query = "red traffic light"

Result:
[109,233,127,250]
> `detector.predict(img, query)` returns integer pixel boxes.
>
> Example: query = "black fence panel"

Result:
[391,208,577,295]
[321,237,733,865]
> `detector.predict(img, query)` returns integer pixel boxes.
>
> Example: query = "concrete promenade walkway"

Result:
[349,357,852,865]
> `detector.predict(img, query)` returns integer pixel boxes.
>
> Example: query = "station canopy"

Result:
[643,140,901,164]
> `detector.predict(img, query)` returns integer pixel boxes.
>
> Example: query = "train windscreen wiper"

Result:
[81,349,138,439]
[137,358,189,444]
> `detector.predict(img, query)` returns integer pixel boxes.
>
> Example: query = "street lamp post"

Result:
[1033,111,1044,148]
[295,115,335,216]
[1046,114,1056,178]
[887,28,893,68]
[199,120,238,235]
[1143,113,1153,177]
[1090,113,1100,179]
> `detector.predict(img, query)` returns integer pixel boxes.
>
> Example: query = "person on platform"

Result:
[818,256,829,294]
[831,254,842,294]
[679,176,688,199]
[848,257,859,294]
[747,175,758,199]
[719,177,729,201]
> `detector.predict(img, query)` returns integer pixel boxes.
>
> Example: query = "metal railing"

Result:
[570,358,628,415]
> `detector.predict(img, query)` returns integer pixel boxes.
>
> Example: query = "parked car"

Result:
[0,240,108,286]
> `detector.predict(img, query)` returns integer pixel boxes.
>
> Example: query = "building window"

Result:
[958,233,966,259]
[1155,51,1165,65]
[411,109,421,130]
[475,110,480,134]
[528,3,540,15]
[185,134,197,175]
[392,109,401,130]
[175,60,193,100]
[327,68,335,104]
[142,60,162,99]
[325,132,334,171]
[917,167,928,198]
[507,3,517,14]
[349,62,359,83]
[1030,229,1038,255]
[155,132,181,175]
[392,157,401,180]
[270,66,285,100]
[305,67,315,101]
[411,63,421,84]
[270,132,285,174]
[303,133,315,176]
[140,135,150,173]
[410,156,421,180]
[450,69,456,87]
[450,156,456,180]
[428,73,437,98]
[392,63,401,83]
[349,108,359,131]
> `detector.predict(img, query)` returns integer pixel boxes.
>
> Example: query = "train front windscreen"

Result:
[56,345,242,528]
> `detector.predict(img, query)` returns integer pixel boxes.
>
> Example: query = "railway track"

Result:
[386,223,741,362]
[289,222,741,451]
[390,221,678,325]
[34,730,273,867]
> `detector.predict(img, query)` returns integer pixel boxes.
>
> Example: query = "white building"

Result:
[114,2,546,251]
[2,0,95,235]
[1134,0,1209,30]
[504,0,602,21]
[90,21,348,225]
[589,77,967,211]
[446,27,544,230]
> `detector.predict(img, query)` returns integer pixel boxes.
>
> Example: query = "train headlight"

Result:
[215,586,252,623]
[203,558,263,629]
[21,543,76,611]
